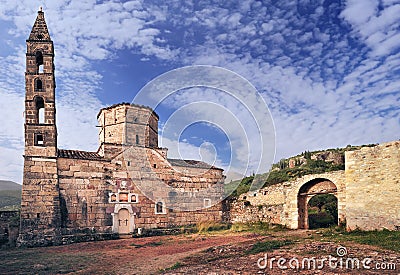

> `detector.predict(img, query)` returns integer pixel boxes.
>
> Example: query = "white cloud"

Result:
[0,0,172,180]
[0,0,398,183]
[340,1,400,57]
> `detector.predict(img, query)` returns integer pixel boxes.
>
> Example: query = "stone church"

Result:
[18,9,225,247]
[17,9,400,248]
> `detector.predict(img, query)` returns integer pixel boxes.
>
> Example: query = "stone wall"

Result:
[345,141,400,230]
[111,146,224,229]
[230,201,283,224]
[18,157,61,247]
[57,157,113,232]
[55,145,224,237]
[231,171,346,229]
[0,210,19,248]
[97,103,159,152]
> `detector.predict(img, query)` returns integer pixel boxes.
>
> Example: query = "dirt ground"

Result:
[0,230,399,274]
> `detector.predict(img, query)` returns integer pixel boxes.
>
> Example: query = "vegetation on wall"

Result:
[226,144,376,198]
[264,159,344,187]
[225,176,254,198]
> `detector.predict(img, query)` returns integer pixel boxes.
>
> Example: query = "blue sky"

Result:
[0,0,399,183]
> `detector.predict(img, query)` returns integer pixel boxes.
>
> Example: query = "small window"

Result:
[155,201,165,214]
[36,213,40,218]
[204,198,212,208]
[127,161,131,166]
[35,134,44,146]
[135,134,139,145]
[119,193,128,202]
[131,194,137,203]
[110,194,117,202]
[153,164,157,168]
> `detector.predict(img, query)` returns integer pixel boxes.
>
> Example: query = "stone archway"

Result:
[297,178,337,229]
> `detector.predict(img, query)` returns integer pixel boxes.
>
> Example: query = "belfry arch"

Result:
[297,178,338,229]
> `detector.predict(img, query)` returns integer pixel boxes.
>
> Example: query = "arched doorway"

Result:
[117,208,130,234]
[297,178,337,229]
[112,204,135,235]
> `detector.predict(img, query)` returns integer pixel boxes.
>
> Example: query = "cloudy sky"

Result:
[0,0,399,183]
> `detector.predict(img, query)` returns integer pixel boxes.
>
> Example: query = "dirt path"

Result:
[73,233,259,274]
[0,230,399,274]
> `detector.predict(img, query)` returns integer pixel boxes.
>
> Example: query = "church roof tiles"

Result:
[57,149,104,161]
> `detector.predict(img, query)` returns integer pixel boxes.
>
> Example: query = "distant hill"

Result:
[0,180,21,210]
[0,180,21,191]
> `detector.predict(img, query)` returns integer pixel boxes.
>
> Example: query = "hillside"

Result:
[226,143,377,198]
[0,180,21,210]
[0,180,21,191]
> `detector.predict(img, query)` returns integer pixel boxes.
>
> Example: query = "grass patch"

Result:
[196,222,230,233]
[246,239,294,255]
[0,249,100,275]
[320,227,400,252]
[230,222,288,234]
[161,261,182,272]
[147,241,163,246]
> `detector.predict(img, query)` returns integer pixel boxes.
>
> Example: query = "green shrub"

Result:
[308,212,335,229]
[246,239,293,254]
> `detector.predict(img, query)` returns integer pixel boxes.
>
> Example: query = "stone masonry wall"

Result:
[57,157,113,233]
[112,146,224,229]
[97,104,159,152]
[18,157,61,247]
[0,211,19,247]
[230,171,345,229]
[345,141,400,230]
[56,144,224,236]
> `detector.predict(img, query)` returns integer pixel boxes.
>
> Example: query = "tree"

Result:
[308,194,338,228]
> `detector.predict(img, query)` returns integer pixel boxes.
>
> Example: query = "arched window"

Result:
[155,201,165,214]
[35,96,45,124]
[35,78,43,91]
[35,51,44,73]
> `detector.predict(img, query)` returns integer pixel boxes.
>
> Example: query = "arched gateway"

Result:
[297,178,337,229]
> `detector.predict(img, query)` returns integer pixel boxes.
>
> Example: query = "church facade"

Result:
[18,10,225,247]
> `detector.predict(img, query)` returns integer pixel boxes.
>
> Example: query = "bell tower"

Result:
[24,7,57,156]
[18,8,61,247]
